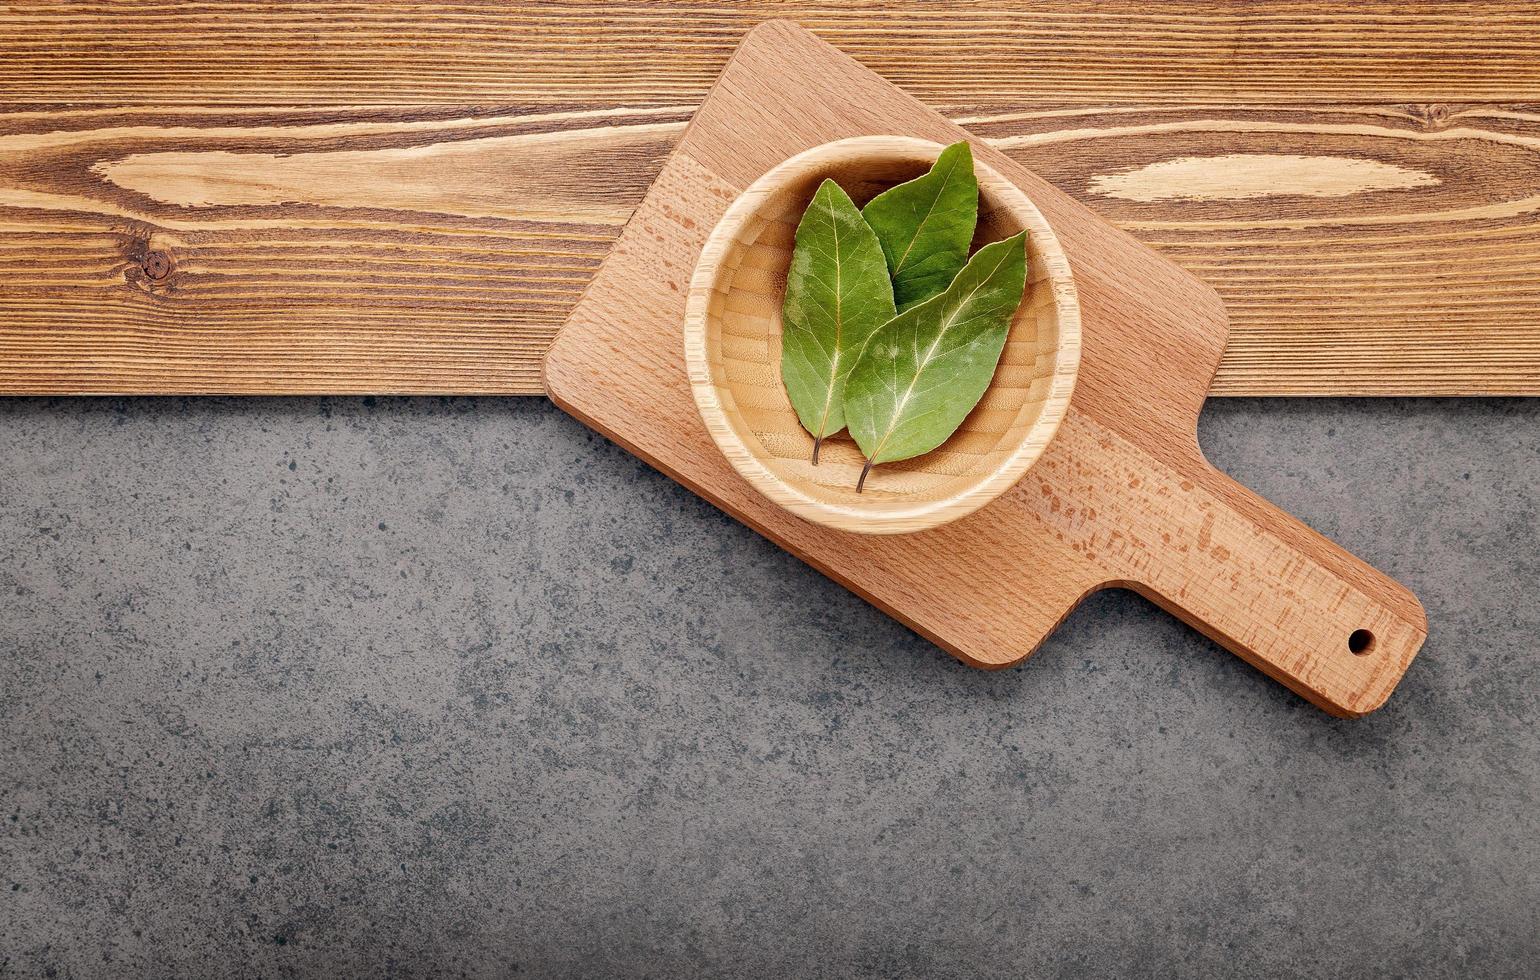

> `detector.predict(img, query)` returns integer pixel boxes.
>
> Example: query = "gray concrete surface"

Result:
[0,395,1536,979]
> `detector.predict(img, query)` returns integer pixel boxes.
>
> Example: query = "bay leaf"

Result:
[843,231,1028,490]
[780,178,897,462]
[861,140,978,312]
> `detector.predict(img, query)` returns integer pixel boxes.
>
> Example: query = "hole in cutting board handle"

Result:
[1348,629,1376,655]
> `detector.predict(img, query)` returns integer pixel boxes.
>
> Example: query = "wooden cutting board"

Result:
[543,21,1428,716]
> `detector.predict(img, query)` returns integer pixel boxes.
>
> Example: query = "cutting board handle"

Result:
[1027,415,1426,715]
[1102,445,1428,717]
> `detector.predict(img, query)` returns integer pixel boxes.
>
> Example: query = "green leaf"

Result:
[861,140,979,312]
[780,178,897,461]
[843,232,1028,489]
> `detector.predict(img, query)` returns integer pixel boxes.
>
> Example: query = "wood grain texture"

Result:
[4,2,1540,105]
[0,104,684,393]
[544,21,1428,715]
[3,98,1538,394]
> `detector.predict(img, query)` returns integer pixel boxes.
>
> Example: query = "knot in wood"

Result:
[142,250,174,281]
[1416,103,1451,129]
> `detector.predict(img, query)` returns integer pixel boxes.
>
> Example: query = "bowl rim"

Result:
[683,135,1082,534]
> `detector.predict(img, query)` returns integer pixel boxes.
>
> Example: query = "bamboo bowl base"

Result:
[684,136,1081,534]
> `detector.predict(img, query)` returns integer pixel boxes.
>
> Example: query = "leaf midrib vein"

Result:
[814,188,843,439]
[889,151,964,281]
[866,244,1013,464]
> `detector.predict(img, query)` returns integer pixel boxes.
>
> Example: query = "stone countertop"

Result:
[2,396,1536,978]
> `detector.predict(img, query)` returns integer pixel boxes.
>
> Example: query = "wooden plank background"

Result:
[2,1,1537,395]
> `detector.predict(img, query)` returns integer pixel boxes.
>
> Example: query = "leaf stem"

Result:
[856,459,873,493]
[811,437,822,466]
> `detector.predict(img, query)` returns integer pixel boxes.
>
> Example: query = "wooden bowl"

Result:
[684,136,1081,534]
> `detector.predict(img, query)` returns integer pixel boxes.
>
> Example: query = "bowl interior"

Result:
[690,137,1079,532]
